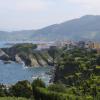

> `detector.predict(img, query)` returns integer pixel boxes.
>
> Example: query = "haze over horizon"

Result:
[0,0,100,31]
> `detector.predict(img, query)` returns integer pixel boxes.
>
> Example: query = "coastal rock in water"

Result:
[15,54,23,63]
[0,49,10,61]
[31,58,40,67]
[0,49,5,56]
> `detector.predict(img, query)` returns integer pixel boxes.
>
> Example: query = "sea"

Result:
[0,41,52,85]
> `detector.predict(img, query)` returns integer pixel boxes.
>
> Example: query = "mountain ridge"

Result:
[0,15,100,41]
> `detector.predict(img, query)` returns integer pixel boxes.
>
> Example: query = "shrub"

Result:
[34,87,83,100]
[47,83,66,93]
[0,97,32,100]
[0,84,7,97]
[9,80,32,98]
[32,78,46,89]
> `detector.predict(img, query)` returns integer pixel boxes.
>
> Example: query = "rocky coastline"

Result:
[0,43,54,67]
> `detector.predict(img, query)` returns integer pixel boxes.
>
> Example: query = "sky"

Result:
[0,0,100,31]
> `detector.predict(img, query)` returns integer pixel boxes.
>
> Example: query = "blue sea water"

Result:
[0,42,51,85]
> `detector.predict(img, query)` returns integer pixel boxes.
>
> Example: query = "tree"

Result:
[31,78,46,100]
[32,78,46,89]
[9,80,32,98]
[48,46,60,65]
[47,83,66,93]
[0,84,7,97]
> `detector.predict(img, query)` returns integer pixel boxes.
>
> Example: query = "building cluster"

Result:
[36,40,75,50]
[36,43,51,50]
[77,41,100,53]
[77,41,100,49]
[36,40,100,53]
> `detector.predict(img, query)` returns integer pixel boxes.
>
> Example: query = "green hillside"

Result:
[0,97,31,100]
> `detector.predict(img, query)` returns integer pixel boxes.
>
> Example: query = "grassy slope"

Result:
[0,97,32,100]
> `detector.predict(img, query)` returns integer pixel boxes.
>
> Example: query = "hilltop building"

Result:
[84,41,100,53]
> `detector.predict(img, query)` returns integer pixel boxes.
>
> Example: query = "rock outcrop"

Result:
[0,44,54,67]
[0,49,10,61]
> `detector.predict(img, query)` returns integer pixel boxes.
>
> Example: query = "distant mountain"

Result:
[0,15,100,41]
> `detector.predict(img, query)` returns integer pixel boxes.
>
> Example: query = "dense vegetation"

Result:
[53,46,100,100]
[0,46,100,100]
[0,97,31,100]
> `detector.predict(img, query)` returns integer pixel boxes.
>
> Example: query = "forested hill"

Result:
[0,15,100,41]
[53,46,100,99]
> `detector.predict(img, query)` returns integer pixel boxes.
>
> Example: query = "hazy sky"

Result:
[0,0,100,31]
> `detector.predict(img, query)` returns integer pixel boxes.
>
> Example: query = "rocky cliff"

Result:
[0,43,54,67]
